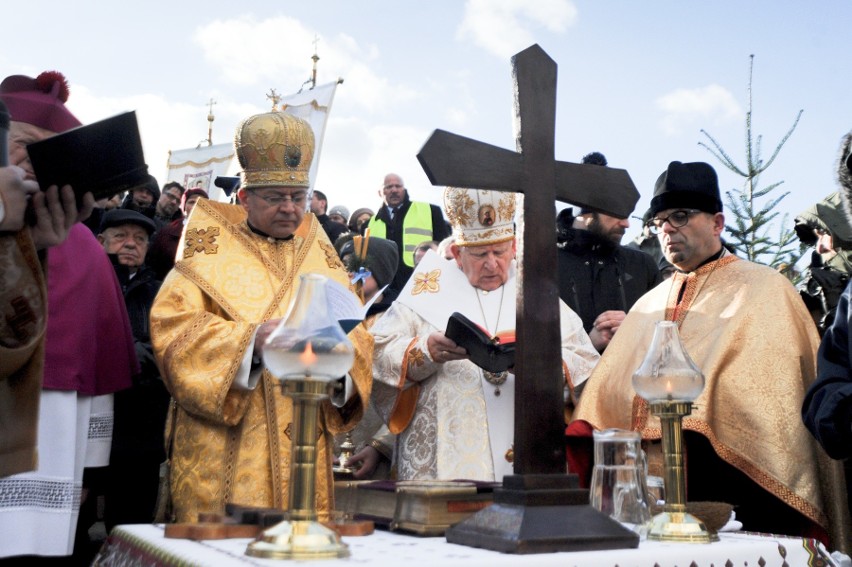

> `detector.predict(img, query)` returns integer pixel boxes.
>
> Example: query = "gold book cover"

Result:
[334,480,498,536]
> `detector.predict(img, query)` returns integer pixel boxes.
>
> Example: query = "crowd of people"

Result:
[1,69,851,564]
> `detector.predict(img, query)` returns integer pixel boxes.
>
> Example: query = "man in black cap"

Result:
[556,152,661,352]
[573,161,850,548]
[96,209,170,529]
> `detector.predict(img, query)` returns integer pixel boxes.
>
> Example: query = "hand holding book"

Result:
[444,312,515,373]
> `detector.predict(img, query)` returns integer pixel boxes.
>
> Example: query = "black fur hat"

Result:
[649,161,722,217]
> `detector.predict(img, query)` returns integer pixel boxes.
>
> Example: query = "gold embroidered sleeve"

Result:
[150,271,256,426]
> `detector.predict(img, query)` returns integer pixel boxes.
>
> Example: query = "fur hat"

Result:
[649,161,722,217]
[443,187,516,247]
[0,71,81,133]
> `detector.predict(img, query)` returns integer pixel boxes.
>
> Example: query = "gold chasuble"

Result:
[150,199,372,522]
[574,254,850,549]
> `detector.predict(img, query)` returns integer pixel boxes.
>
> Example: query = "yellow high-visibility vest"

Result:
[369,202,434,267]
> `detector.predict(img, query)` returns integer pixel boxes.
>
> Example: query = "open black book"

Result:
[445,312,515,373]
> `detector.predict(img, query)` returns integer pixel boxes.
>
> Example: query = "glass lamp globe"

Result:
[632,321,704,402]
[263,273,354,382]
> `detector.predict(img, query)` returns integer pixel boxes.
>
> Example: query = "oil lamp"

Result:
[246,273,355,559]
[632,321,717,543]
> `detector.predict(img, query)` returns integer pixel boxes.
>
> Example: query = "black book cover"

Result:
[27,111,149,203]
[445,312,515,373]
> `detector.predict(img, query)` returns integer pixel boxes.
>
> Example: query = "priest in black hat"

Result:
[571,161,850,550]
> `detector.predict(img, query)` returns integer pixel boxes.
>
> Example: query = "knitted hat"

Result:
[0,71,81,133]
[328,205,350,222]
[578,152,608,215]
[649,161,722,217]
[341,236,399,289]
[99,208,157,235]
[348,207,374,230]
[443,187,516,247]
[182,187,208,210]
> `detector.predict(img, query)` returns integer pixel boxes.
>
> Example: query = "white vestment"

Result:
[370,251,599,482]
[0,392,112,557]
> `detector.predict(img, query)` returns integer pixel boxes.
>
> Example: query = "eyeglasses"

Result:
[384,184,403,190]
[162,192,181,203]
[249,190,307,207]
[648,209,702,234]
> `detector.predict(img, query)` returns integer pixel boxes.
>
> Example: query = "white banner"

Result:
[166,142,235,202]
[165,80,339,202]
[277,80,340,192]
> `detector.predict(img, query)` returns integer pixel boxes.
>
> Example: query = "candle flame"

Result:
[300,341,318,368]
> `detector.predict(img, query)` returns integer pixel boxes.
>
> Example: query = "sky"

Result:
[6,0,852,243]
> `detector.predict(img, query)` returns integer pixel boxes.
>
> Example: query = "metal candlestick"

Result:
[246,274,354,559]
[646,401,717,543]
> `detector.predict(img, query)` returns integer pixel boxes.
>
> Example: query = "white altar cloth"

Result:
[94,523,838,566]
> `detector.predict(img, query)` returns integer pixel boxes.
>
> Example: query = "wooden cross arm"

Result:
[555,162,640,219]
[417,129,523,191]
[417,129,641,219]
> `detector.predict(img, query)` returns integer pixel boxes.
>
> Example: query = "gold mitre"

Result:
[443,187,516,247]
[235,111,315,190]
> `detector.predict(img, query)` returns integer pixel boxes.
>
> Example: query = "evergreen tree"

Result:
[699,55,805,279]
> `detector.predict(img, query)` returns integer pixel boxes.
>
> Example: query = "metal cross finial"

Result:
[266,89,281,112]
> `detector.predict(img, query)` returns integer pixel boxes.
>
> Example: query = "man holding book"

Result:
[370,187,598,482]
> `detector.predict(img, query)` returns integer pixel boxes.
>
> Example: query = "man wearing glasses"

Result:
[150,111,373,523]
[364,173,451,293]
[571,161,850,547]
[152,181,185,226]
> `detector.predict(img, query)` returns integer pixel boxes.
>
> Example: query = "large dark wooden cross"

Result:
[418,44,638,475]
[416,44,640,553]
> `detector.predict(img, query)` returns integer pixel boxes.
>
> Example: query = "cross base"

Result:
[445,474,639,554]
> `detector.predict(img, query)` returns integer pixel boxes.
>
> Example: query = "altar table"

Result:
[94,524,838,566]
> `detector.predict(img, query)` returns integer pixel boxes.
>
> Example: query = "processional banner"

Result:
[166,143,235,202]
[165,80,339,202]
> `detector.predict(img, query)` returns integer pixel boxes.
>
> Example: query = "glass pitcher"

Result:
[589,428,652,533]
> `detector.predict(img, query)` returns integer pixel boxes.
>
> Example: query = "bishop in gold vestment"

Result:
[150,111,372,523]
[151,199,372,523]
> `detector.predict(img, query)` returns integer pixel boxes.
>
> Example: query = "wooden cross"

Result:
[417,44,639,475]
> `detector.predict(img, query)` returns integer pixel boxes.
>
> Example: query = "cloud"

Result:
[457,0,578,58]
[656,84,741,136]
[193,15,417,113]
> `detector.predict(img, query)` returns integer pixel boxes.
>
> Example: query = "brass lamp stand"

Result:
[646,401,717,543]
[246,380,350,559]
[633,320,717,544]
[246,273,354,560]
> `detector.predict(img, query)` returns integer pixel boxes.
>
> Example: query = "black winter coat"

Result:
[556,228,662,333]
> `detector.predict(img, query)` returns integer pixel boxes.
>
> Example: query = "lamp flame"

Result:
[300,341,318,369]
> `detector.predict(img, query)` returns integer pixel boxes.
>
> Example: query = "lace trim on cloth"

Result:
[88,412,113,441]
[0,477,80,511]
